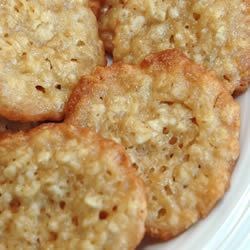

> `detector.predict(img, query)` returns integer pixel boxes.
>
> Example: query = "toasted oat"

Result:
[100,0,250,94]
[0,0,105,122]
[0,124,146,249]
[66,49,240,240]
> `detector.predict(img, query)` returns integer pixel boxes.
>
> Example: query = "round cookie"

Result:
[0,0,105,122]
[100,0,250,95]
[0,124,146,249]
[0,116,39,134]
[66,49,240,240]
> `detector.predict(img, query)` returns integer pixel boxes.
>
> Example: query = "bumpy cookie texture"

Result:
[0,0,105,122]
[0,116,39,134]
[66,50,240,240]
[100,0,250,94]
[0,124,146,249]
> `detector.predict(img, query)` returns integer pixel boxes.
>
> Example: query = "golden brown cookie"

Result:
[99,0,250,94]
[0,0,105,122]
[0,124,146,249]
[65,49,240,240]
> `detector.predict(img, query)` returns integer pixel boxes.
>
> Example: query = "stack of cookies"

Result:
[0,0,248,249]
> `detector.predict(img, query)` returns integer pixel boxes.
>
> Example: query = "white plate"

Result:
[139,89,250,250]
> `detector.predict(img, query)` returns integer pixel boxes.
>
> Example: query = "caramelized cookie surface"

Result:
[66,50,240,239]
[0,124,146,249]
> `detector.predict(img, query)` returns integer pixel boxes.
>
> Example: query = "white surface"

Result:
[139,89,250,250]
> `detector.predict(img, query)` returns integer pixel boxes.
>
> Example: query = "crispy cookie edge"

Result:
[65,49,240,240]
